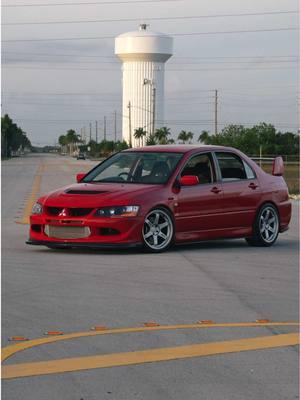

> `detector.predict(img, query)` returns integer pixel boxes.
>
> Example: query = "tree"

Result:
[178,130,194,144]
[58,135,67,146]
[146,135,157,146]
[114,140,130,152]
[100,140,115,156]
[1,114,32,158]
[134,127,147,146]
[198,123,299,156]
[65,129,80,155]
[198,130,209,143]
[154,127,171,144]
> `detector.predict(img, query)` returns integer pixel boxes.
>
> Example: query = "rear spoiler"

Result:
[272,156,284,176]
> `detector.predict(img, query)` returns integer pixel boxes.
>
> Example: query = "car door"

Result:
[214,151,261,228]
[175,152,225,240]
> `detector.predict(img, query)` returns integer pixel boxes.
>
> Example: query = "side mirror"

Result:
[76,172,86,183]
[272,156,284,176]
[180,175,199,186]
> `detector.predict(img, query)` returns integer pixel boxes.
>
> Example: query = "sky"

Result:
[1,0,299,146]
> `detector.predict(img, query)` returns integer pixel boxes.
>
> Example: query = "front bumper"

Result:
[28,213,144,247]
[26,239,141,249]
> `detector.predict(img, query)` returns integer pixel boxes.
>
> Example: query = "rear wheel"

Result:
[246,203,279,247]
[142,208,174,253]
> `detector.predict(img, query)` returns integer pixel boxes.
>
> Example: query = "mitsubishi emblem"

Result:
[58,208,69,217]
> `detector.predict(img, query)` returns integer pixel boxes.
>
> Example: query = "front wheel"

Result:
[246,203,279,247]
[142,208,174,253]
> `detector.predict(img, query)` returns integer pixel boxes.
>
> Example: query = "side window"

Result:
[181,153,214,184]
[216,152,247,181]
[243,160,256,179]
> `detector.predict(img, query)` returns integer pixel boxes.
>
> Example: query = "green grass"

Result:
[260,163,299,194]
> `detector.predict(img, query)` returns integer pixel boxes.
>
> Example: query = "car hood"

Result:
[41,182,162,207]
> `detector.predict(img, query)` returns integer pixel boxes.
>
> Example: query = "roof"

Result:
[124,145,234,153]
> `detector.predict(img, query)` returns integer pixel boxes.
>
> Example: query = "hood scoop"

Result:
[65,189,107,195]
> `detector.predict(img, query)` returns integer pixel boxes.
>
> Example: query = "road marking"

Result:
[2,333,299,380]
[15,163,45,225]
[2,322,299,362]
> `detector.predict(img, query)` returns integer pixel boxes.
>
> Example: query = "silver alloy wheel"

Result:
[259,206,279,243]
[143,209,173,251]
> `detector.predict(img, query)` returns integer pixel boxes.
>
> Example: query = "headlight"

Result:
[32,202,43,215]
[95,206,139,217]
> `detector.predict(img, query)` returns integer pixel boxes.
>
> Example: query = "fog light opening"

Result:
[99,228,120,236]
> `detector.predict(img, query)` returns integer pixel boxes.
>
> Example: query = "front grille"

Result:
[46,207,93,217]
[44,225,91,239]
[47,207,63,216]
[69,208,93,217]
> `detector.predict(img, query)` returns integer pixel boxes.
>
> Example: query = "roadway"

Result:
[1,153,299,400]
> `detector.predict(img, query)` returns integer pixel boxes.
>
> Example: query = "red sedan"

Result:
[27,145,291,252]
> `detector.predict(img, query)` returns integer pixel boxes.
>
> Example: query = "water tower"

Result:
[115,24,173,147]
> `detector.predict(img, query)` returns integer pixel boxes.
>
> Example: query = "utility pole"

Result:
[114,110,117,142]
[83,126,86,144]
[89,122,92,143]
[104,116,107,141]
[152,86,156,137]
[214,89,218,135]
[95,120,98,144]
[128,101,132,147]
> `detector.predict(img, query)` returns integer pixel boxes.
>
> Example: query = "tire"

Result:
[142,208,174,253]
[245,203,279,247]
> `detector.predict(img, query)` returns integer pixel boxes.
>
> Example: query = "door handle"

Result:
[248,182,258,190]
[211,186,222,194]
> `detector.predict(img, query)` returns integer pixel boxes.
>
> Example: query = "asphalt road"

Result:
[2,154,299,400]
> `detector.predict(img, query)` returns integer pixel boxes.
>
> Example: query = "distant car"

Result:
[77,153,86,160]
[27,145,291,252]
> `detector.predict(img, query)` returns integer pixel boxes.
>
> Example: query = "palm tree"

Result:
[178,130,194,144]
[146,135,157,146]
[134,127,147,147]
[154,127,171,144]
[198,130,210,144]
[167,138,175,144]
[66,129,80,155]
[58,134,67,154]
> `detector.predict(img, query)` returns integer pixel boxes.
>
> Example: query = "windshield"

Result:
[83,152,183,184]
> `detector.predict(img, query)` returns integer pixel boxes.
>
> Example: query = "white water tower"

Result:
[115,24,173,147]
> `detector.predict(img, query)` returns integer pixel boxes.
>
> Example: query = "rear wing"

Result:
[272,156,284,176]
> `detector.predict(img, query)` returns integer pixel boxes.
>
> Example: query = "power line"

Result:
[2,91,122,96]
[2,51,116,59]
[2,0,180,8]
[3,10,298,25]
[3,89,296,98]
[2,65,297,71]
[3,101,122,107]
[3,57,298,65]
[2,51,298,60]
[2,27,298,42]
